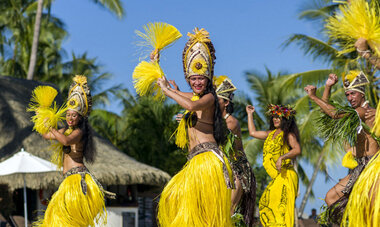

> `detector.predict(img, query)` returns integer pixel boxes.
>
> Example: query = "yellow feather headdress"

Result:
[342,70,369,94]
[214,75,237,101]
[183,28,215,80]
[67,75,92,117]
[325,0,380,56]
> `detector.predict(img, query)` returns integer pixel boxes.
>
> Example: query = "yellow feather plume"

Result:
[341,151,358,169]
[325,0,380,56]
[73,75,87,84]
[28,86,58,110]
[135,22,182,54]
[213,75,229,87]
[342,70,361,83]
[132,61,165,100]
[187,27,211,43]
[371,101,380,137]
[30,103,67,135]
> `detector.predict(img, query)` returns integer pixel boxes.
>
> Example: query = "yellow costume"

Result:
[158,142,233,227]
[157,28,233,226]
[32,76,111,227]
[259,130,298,227]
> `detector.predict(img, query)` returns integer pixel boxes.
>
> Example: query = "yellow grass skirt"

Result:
[33,173,106,227]
[342,153,380,227]
[157,151,233,227]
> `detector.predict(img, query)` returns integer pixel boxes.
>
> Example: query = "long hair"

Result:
[64,117,96,163]
[225,93,234,114]
[204,79,227,145]
[269,116,300,148]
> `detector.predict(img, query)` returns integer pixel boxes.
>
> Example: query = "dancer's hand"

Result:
[246,105,255,114]
[175,113,183,123]
[150,49,160,62]
[326,74,338,87]
[355,38,369,53]
[169,80,179,91]
[304,85,317,97]
[276,157,283,172]
[157,76,170,91]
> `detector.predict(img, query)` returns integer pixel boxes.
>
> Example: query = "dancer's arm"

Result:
[355,38,380,69]
[49,128,83,146]
[322,74,338,102]
[168,80,193,99]
[42,128,65,140]
[158,77,214,111]
[275,133,301,171]
[304,85,343,119]
[246,105,270,140]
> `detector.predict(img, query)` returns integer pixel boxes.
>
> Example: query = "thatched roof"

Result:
[0,76,170,191]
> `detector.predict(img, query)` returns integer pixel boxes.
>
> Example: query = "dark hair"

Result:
[64,116,96,163]
[269,116,300,148]
[204,79,227,145]
[225,94,234,114]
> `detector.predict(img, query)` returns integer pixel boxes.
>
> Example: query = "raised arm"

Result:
[49,128,83,146]
[304,85,343,119]
[158,77,214,111]
[275,133,301,171]
[355,38,380,69]
[246,105,270,140]
[322,74,338,102]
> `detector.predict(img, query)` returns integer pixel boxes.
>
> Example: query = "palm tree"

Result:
[26,0,125,80]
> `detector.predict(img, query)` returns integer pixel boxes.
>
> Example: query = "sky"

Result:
[51,0,348,217]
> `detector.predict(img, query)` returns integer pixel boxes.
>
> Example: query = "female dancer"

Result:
[35,76,108,227]
[246,104,300,227]
[156,28,233,226]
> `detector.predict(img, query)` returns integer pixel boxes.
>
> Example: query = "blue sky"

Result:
[52,0,348,217]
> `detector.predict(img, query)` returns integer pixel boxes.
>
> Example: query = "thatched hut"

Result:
[0,76,170,226]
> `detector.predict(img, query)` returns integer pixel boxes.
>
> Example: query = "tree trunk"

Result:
[298,148,326,218]
[27,0,44,80]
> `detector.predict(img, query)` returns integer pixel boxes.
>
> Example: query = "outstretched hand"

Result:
[169,80,179,91]
[157,76,169,90]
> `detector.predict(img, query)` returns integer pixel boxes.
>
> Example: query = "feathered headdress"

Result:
[67,75,92,117]
[325,0,380,56]
[183,28,215,80]
[214,75,237,101]
[266,104,296,119]
[342,70,369,94]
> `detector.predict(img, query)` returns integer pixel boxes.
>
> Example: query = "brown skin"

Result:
[304,79,379,206]
[219,97,244,214]
[157,75,215,150]
[355,38,380,69]
[42,110,84,174]
[246,105,301,172]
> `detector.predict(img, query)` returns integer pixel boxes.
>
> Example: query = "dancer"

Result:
[34,76,110,227]
[304,71,379,224]
[246,104,300,227]
[215,76,256,226]
[156,28,233,226]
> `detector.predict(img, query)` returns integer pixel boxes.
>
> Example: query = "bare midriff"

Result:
[63,143,84,174]
[188,108,216,151]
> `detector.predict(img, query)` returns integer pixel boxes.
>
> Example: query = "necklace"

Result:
[361,101,369,108]
[224,113,230,120]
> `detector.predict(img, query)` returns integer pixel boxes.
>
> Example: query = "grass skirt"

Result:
[342,152,380,227]
[157,151,233,227]
[33,173,107,227]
